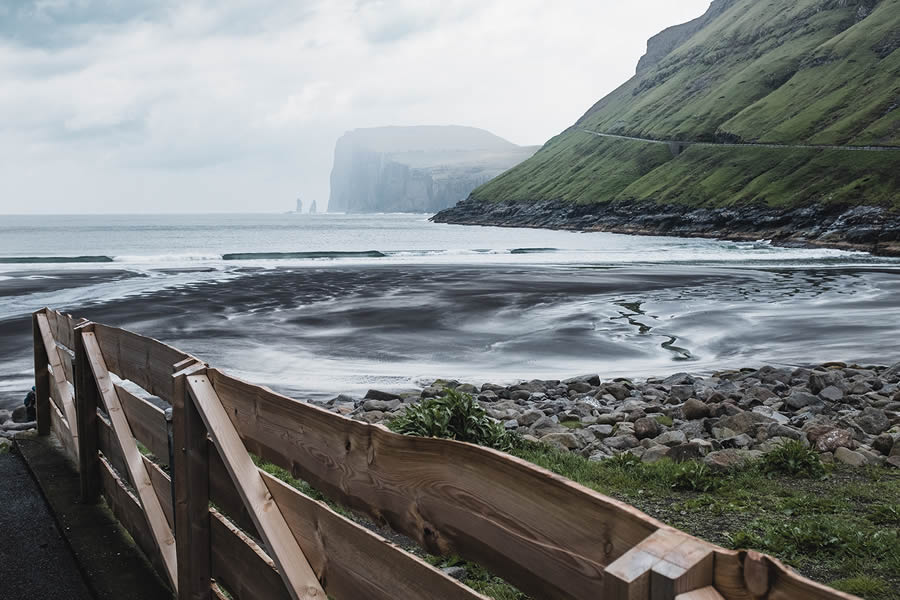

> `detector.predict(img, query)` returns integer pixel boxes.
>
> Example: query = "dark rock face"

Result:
[432,198,900,256]
[328,126,538,214]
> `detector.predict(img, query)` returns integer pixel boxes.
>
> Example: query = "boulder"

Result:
[819,386,844,402]
[564,374,601,387]
[785,391,817,410]
[872,433,896,455]
[834,447,868,467]
[682,398,710,420]
[603,383,631,402]
[663,372,695,386]
[604,435,640,450]
[717,411,774,435]
[517,410,544,426]
[567,381,594,394]
[809,370,843,394]
[0,409,10,424]
[477,390,499,403]
[587,424,614,438]
[812,428,854,453]
[540,432,580,451]
[668,442,705,462]
[670,385,694,402]
[641,445,670,464]
[11,406,28,423]
[855,407,890,435]
[703,449,762,471]
[633,417,660,440]
[362,399,401,412]
[653,430,687,447]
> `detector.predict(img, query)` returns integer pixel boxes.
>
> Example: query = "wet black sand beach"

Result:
[3,264,900,409]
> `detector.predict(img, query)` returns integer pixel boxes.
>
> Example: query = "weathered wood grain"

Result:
[33,312,51,436]
[84,331,177,589]
[713,550,859,600]
[50,400,77,464]
[210,508,290,600]
[173,361,212,600]
[93,323,192,404]
[37,312,79,460]
[75,322,100,503]
[675,588,725,600]
[208,368,662,600]
[188,374,324,600]
[115,384,169,465]
[99,455,171,584]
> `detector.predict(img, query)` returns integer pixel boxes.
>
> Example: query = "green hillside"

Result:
[472,0,900,209]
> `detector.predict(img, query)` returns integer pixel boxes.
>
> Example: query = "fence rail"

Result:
[31,307,859,600]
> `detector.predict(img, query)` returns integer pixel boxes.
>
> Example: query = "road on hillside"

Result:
[579,128,900,152]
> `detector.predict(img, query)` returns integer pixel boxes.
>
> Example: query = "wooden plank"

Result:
[93,323,192,404]
[58,347,75,386]
[173,362,212,600]
[37,312,79,460]
[115,384,169,465]
[83,331,178,589]
[675,587,724,600]
[263,467,488,600]
[187,374,324,600]
[99,455,171,583]
[50,400,78,464]
[713,550,859,600]
[208,368,662,600]
[75,322,100,503]
[209,509,291,600]
[33,311,51,436]
[46,309,79,351]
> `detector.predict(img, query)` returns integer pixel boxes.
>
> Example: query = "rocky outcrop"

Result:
[328,126,537,213]
[432,197,900,256]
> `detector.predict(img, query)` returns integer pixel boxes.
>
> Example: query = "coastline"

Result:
[432,198,900,257]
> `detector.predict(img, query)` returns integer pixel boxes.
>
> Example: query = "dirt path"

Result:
[579,128,900,152]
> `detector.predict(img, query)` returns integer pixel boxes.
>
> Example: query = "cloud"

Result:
[0,0,712,213]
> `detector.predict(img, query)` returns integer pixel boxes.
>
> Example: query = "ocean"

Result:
[2,212,899,409]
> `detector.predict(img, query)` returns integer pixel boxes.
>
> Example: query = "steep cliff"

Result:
[328,126,537,213]
[434,0,900,253]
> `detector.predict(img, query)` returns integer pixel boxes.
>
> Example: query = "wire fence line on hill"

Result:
[579,128,900,152]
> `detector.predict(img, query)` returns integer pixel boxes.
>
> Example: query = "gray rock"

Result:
[720,433,753,449]
[633,417,660,440]
[668,442,705,462]
[873,433,896,455]
[682,398,710,420]
[540,432,580,450]
[809,370,843,394]
[564,374,601,387]
[604,435,640,450]
[834,447,868,467]
[603,383,631,402]
[587,424,614,438]
[786,391,817,410]
[641,445,670,464]
[0,410,10,424]
[670,385,694,402]
[855,407,890,435]
[819,385,844,402]
[717,411,774,435]
[362,399,401,412]
[503,419,519,430]
[653,430,687,447]
[517,410,544,426]
[567,381,594,394]
[11,406,28,423]
[812,428,854,453]
[365,389,403,402]
[703,449,762,471]
[441,566,467,581]
[663,372,695,386]
[477,390,499,403]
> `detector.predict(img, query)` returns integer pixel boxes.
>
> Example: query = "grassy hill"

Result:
[467,0,900,211]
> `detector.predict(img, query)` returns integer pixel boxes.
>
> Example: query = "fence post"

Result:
[32,310,50,436]
[74,322,100,503]
[173,360,211,600]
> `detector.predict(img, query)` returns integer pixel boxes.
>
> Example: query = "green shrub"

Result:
[761,440,825,478]
[672,461,721,492]
[389,389,517,451]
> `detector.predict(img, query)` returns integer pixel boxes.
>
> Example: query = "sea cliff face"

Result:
[328,126,537,213]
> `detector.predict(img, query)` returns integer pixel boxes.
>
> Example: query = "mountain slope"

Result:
[434,0,900,253]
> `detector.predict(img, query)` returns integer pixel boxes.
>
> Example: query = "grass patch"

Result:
[654,414,674,427]
[559,420,583,429]
[761,439,826,478]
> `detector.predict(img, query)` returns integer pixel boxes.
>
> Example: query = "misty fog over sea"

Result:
[2,212,900,410]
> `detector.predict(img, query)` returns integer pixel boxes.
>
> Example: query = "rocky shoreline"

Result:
[319,361,900,470]
[431,198,900,257]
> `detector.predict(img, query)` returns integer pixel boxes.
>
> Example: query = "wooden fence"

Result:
[32,307,859,600]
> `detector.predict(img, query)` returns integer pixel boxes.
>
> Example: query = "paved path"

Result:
[579,128,900,152]
[0,449,93,600]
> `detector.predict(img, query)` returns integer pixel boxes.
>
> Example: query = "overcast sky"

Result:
[0,0,711,214]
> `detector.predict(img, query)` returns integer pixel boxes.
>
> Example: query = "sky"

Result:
[0,0,711,214]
